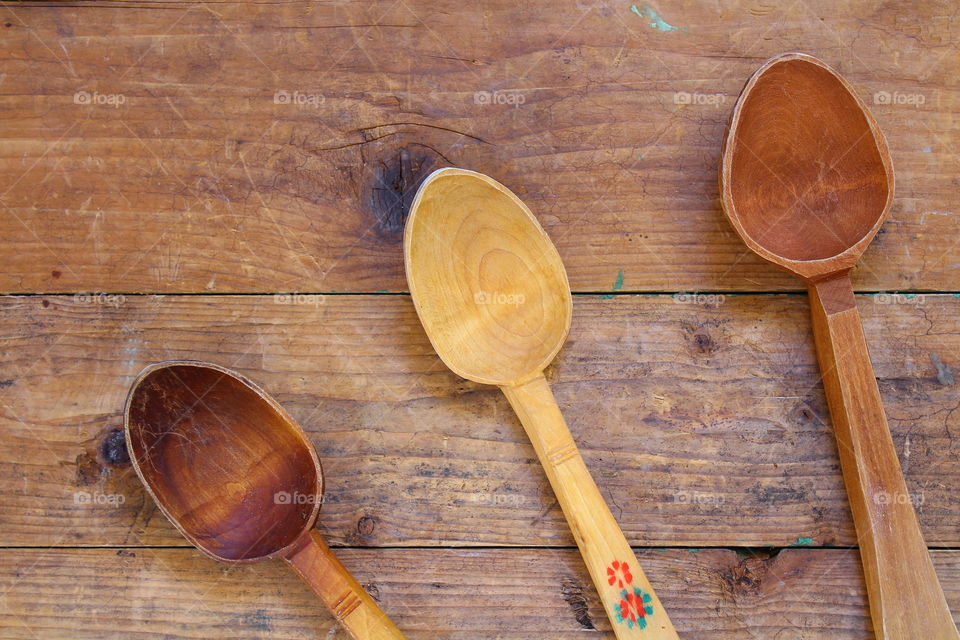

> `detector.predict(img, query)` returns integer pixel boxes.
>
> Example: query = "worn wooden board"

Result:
[2,293,958,548]
[0,1,957,294]
[5,546,960,639]
[3,2,959,637]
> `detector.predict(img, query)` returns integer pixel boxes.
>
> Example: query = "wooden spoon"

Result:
[124,361,407,640]
[404,168,679,639]
[721,53,958,639]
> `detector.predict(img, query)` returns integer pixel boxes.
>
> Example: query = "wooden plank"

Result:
[2,547,959,639]
[2,293,959,548]
[0,1,957,293]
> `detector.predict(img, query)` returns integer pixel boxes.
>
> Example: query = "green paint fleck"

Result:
[687,548,700,553]
[792,537,815,546]
[601,270,625,299]
[630,4,683,32]
[376,289,388,293]
[613,270,624,290]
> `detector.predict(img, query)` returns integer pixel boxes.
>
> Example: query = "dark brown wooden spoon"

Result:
[124,361,407,640]
[721,53,957,639]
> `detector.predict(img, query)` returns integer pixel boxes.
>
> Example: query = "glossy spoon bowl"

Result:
[124,361,406,640]
[405,168,678,639]
[721,53,957,640]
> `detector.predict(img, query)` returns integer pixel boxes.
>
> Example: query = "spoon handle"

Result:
[810,275,958,640]
[501,374,679,639]
[284,530,409,640]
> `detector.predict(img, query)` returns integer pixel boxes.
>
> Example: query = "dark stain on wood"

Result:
[74,451,102,487]
[101,428,130,467]
[560,577,596,630]
[363,145,446,241]
[238,608,272,632]
[748,482,808,504]
[0,379,13,388]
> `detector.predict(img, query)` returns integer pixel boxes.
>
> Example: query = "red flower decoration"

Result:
[620,593,647,624]
[606,560,633,588]
[615,586,654,630]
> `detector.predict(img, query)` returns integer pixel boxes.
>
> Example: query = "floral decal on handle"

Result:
[607,559,633,588]
[616,586,654,630]
[606,560,654,630]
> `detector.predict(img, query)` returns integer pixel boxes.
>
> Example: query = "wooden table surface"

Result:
[1,1,958,638]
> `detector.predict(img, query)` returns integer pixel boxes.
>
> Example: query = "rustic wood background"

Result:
[1,0,958,638]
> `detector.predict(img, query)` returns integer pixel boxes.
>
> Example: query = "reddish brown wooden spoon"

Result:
[124,361,407,640]
[721,53,958,639]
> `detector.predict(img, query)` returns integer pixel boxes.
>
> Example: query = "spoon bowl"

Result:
[404,167,571,385]
[126,361,321,562]
[125,361,407,640]
[721,53,893,280]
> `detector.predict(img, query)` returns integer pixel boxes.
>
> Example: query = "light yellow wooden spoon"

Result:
[404,167,679,639]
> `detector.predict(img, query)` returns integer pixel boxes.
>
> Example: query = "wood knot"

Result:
[560,577,595,629]
[363,145,446,241]
[680,319,723,357]
[791,402,818,425]
[719,551,780,602]
[357,514,378,537]
[692,331,715,354]
[363,582,381,602]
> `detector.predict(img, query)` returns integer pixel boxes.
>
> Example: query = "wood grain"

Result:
[2,293,959,548]
[0,1,957,293]
[2,546,959,639]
